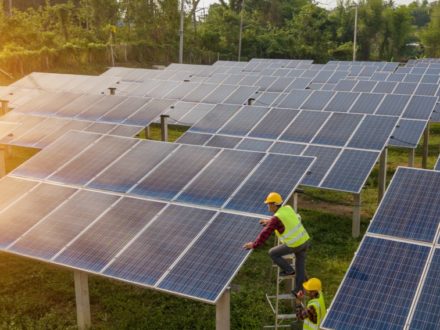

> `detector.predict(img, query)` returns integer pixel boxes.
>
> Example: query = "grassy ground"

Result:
[0,123,439,329]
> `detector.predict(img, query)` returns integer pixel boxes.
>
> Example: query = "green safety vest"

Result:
[303,292,327,330]
[274,205,309,248]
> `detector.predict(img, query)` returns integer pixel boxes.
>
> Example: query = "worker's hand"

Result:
[243,242,254,250]
[259,219,270,226]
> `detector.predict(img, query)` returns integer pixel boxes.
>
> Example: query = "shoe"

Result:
[279,270,296,277]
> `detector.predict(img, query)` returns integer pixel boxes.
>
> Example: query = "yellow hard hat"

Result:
[303,278,322,292]
[264,192,283,205]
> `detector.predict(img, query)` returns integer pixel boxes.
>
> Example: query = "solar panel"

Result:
[49,135,137,185]
[375,94,410,116]
[205,135,242,149]
[388,119,427,148]
[280,110,330,143]
[247,108,299,140]
[0,176,38,209]
[163,82,198,100]
[225,154,314,214]
[334,80,356,92]
[267,77,295,93]
[222,86,258,105]
[300,90,334,110]
[301,145,342,187]
[285,77,312,90]
[9,190,119,259]
[88,141,178,193]
[414,83,438,96]
[349,93,384,114]
[321,237,430,330]
[312,113,363,147]
[394,82,417,95]
[131,145,220,200]
[176,149,264,207]
[268,142,307,155]
[320,149,379,193]
[0,183,77,248]
[235,138,273,152]
[99,97,149,123]
[352,80,377,93]
[179,103,215,125]
[76,96,126,121]
[255,76,278,91]
[368,168,440,242]
[103,205,216,286]
[123,99,175,126]
[348,115,398,150]
[55,94,105,117]
[218,106,268,136]
[372,81,396,93]
[190,104,240,134]
[157,212,262,302]
[324,92,359,112]
[201,85,238,104]
[402,95,437,120]
[54,198,166,272]
[277,89,312,108]
[176,132,212,146]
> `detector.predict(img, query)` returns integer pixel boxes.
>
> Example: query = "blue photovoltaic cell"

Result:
[321,149,379,193]
[369,167,440,242]
[348,115,398,150]
[10,190,118,259]
[312,113,363,147]
[334,80,356,92]
[268,77,295,93]
[99,97,148,123]
[201,85,238,104]
[88,141,178,193]
[56,94,104,118]
[226,154,314,214]
[49,135,137,186]
[254,92,283,107]
[372,81,397,93]
[312,70,333,83]
[223,86,259,105]
[375,94,410,116]
[55,198,166,272]
[300,91,334,110]
[285,77,312,91]
[255,76,278,90]
[218,106,268,136]
[421,75,438,84]
[76,96,126,121]
[176,149,264,207]
[358,66,376,77]
[394,82,417,95]
[301,145,341,187]
[123,99,175,126]
[410,249,440,329]
[158,212,261,302]
[370,72,390,81]
[176,132,212,146]
[388,119,427,148]
[248,108,299,140]
[239,75,259,86]
[322,237,429,330]
[12,131,101,179]
[104,205,216,286]
[189,104,240,134]
[0,183,76,248]
[403,74,422,83]
[268,142,306,155]
[131,145,220,200]
[402,95,437,120]
[327,71,348,83]
[352,81,377,93]
[205,135,241,149]
[163,82,198,100]
[414,83,438,96]
[324,92,359,112]
[349,93,384,114]
[277,90,312,109]
[387,73,406,82]
[280,111,330,143]
[235,139,273,152]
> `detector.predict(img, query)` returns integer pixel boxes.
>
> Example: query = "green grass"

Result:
[0,123,438,329]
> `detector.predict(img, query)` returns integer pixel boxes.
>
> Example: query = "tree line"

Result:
[0,0,439,77]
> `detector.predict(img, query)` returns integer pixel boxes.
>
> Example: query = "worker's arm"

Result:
[296,303,318,323]
[243,217,284,249]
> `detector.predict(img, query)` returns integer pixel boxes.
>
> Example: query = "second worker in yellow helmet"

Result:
[243,192,311,296]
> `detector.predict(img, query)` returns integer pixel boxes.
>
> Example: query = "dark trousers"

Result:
[269,240,310,294]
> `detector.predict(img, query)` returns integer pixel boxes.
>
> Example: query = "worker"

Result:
[243,192,310,296]
[295,278,326,330]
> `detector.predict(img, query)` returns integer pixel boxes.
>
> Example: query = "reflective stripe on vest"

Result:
[274,205,309,248]
[303,292,326,330]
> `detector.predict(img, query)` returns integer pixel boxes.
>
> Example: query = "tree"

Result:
[420,2,440,57]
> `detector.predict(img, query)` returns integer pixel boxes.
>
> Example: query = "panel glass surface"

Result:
[277,90,312,109]
[201,85,238,104]
[402,96,437,120]
[226,154,313,214]
[321,237,429,330]
[324,92,359,112]
[131,145,220,200]
[176,132,212,146]
[312,113,363,147]
[372,81,397,93]
[54,198,165,272]
[300,91,334,110]
[76,96,126,121]
[0,177,38,209]
[414,83,438,96]
[388,119,427,148]
[285,77,312,91]
[321,149,379,192]
[302,145,341,187]
[349,93,384,114]
[176,149,264,207]
[158,212,261,302]
[189,104,240,134]
[218,106,268,136]
[104,205,216,286]
[123,99,176,126]
[205,135,241,149]
[334,80,356,92]
[375,94,410,116]
[235,139,273,152]
[248,108,299,140]
[268,142,306,155]
[222,86,259,105]
[268,77,295,93]
[280,111,330,143]
[99,97,148,123]
[352,80,377,93]
[10,190,118,259]
[56,94,105,118]
[163,82,198,100]
[348,115,398,150]
[182,84,218,103]
[394,82,417,95]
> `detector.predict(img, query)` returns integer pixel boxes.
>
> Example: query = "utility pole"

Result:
[353,4,358,62]
[8,0,12,16]
[238,0,244,61]
[179,0,185,63]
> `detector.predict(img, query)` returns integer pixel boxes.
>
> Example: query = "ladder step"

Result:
[277,314,296,320]
[267,294,294,300]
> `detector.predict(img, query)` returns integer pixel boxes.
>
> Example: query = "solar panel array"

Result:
[322,167,440,329]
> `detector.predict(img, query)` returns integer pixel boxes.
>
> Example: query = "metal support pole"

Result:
[179,0,185,63]
[238,0,244,61]
[160,115,169,142]
[144,126,150,139]
[8,0,12,16]
[352,193,361,238]
[408,148,415,167]
[0,100,9,114]
[247,98,254,105]
[216,288,230,330]
[0,147,5,177]
[74,271,91,330]
[353,5,358,62]
[378,147,387,203]
[293,192,298,213]
[108,87,116,95]
[422,123,429,169]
